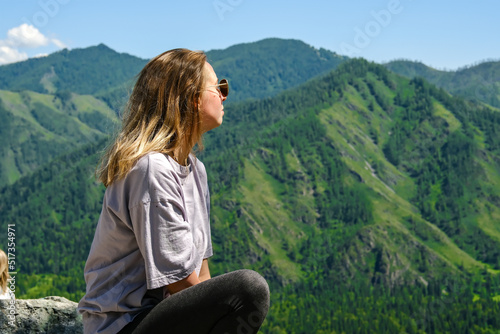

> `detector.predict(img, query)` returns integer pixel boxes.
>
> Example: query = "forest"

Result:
[0,39,499,333]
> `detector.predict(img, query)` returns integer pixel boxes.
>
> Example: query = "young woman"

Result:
[0,249,14,300]
[78,49,270,334]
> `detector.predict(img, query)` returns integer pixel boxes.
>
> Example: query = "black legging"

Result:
[118,269,270,334]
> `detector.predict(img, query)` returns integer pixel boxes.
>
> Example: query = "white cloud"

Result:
[7,24,49,48]
[0,46,28,65]
[0,24,66,65]
[51,38,66,49]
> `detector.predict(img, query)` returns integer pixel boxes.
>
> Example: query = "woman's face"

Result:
[199,62,226,133]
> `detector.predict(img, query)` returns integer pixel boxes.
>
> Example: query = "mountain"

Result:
[0,39,348,186]
[0,44,147,96]
[204,59,500,280]
[1,58,499,333]
[0,89,118,186]
[0,39,348,107]
[206,38,349,102]
[385,59,500,108]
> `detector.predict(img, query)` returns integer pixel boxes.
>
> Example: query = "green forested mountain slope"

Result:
[98,38,349,109]
[206,38,349,102]
[0,38,348,110]
[385,59,500,108]
[204,59,500,279]
[0,44,147,95]
[0,90,118,186]
[1,59,499,333]
[0,39,347,186]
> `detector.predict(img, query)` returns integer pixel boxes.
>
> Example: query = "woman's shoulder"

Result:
[111,153,182,205]
[115,153,178,192]
[189,154,206,174]
[131,153,176,177]
[135,152,169,168]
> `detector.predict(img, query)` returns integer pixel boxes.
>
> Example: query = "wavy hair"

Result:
[0,249,9,293]
[98,49,207,186]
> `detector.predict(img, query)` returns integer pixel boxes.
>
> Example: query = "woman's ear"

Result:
[195,96,202,111]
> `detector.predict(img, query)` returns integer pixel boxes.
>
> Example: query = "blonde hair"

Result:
[0,249,9,292]
[98,49,207,187]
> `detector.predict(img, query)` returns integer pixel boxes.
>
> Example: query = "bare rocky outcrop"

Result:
[0,296,82,334]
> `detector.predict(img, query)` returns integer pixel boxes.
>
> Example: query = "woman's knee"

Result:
[231,270,270,308]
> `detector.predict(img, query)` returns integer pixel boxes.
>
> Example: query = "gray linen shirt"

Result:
[78,153,213,334]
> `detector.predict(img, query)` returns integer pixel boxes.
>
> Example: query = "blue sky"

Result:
[1,0,498,70]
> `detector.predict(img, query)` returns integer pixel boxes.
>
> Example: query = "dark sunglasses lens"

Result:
[219,79,229,97]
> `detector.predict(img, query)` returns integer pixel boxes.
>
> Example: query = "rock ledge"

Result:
[0,296,82,334]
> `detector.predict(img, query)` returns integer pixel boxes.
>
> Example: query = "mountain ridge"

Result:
[385,59,500,108]
[0,39,499,333]
[3,58,499,281]
[206,38,350,102]
[0,89,118,186]
[0,38,351,186]
[0,43,148,96]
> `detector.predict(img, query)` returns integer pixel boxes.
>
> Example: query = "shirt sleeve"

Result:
[127,155,199,290]
[203,186,213,259]
[130,200,199,290]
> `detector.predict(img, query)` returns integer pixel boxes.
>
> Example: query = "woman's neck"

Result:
[170,149,189,166]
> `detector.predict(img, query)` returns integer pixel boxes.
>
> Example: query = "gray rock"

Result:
[0,296,82,334]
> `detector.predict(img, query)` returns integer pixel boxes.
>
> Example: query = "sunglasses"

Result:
[204,79,229,98]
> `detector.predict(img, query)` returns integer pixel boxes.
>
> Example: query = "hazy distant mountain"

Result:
[0,38,348,106]
[206,38,349,101]
[0,44,147,96]
[386,59,500,108]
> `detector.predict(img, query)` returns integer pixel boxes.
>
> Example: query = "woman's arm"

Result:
[165,270,201,295]
[198,259,211,282]
[163,259,210,297]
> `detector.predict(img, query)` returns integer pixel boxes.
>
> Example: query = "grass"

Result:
[0,89,118,187]
[0,90,37,123]
[319,98,414,205]
[315,85,500,278]
[238,158,304,282]
[433,100,461,132]
[72,93,120,120]
[475,201,500,244]
[370,193,486,273]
